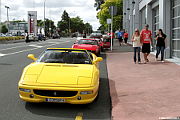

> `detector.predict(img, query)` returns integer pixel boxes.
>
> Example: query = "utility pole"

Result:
[0,0,1,33]
[110,6,113,51]
[44,0,46,36]
[5,5,10,33]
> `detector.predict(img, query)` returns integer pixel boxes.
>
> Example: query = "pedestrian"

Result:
[124,31,128,44]
[132,28,141,64]
[117,30,123,46]
[155,29,167,62]
[25,32,29,43]
[140,24,152,64]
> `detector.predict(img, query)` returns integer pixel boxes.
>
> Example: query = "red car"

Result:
[72,39,101,55]
[102,36,111,49]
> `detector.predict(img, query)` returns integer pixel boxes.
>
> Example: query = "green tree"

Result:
[1,25,8,34]
[57,10,93,36]
[45,19,56,37]
[37,20,44,27]
[97,0,123,31]
[57,10,70,32]
[70,16,85,33]
[84,22,93,34]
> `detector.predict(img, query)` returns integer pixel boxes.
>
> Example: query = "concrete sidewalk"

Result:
[106,40,180,120]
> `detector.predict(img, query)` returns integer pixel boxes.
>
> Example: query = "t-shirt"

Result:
[133,36,142,47]
[141,29,152,43]
[156,34,166,47]
[124,33,128,38]
[117,32,123,38]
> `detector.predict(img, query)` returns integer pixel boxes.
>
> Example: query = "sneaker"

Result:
[138,61,141,64]
[161,60,165,63]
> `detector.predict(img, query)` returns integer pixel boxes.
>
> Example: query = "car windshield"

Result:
[78,40,98,45]
[37,50,92,64]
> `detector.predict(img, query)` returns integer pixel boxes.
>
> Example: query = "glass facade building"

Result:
[123,0,180,60]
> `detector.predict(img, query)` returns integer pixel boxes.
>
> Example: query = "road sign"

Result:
[107,19,112,24]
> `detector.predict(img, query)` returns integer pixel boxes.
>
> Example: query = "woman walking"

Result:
[155,29,167,62]
[131,29,142,64]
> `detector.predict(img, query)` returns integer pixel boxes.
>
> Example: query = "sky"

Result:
[0,0,101,30]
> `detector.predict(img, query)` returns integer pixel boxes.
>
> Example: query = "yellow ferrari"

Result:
[18,48,103,104]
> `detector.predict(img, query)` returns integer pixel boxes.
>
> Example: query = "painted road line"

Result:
[0,53,6,57]
[5,41,71,56]
[0,41,66,51]
[75,113,83,120]
[28,44,43,48]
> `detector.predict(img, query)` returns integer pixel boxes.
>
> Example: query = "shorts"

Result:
[118,37,123,42]
[142,43,150,53]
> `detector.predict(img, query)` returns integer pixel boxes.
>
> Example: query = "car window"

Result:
[78,40,98,45]
[37,50,92,64]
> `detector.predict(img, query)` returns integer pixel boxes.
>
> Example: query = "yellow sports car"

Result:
[18,48,103,104]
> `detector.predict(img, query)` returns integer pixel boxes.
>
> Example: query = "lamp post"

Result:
[44,0,46,36]
[5,5,10,33]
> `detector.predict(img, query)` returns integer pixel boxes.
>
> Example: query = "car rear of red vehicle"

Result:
[72,39,100,55]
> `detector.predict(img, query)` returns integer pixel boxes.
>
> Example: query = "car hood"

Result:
[22,63,94,86]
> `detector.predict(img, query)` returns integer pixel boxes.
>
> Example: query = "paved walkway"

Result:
[106,40,180,120]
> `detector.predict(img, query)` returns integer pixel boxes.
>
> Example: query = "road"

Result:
[0,38,111,120]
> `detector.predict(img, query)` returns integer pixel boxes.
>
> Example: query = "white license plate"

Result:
[46,98,65,103]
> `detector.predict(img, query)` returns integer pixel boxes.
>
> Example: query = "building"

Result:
[123,0,180,59]
[8,21,28,35]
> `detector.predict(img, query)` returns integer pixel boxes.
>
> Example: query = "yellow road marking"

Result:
[75,113,83,120]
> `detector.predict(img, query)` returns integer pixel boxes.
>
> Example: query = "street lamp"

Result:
[5,5,10,33]
[44,0,46,36]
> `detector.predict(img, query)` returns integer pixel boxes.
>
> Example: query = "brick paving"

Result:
[107,40,180,120]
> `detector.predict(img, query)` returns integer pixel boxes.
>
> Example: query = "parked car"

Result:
[90,33,102,39]
[102,35,111,49]
[52,33,60,39]
[28,33,38,41]
[18,48,103,104]
[0,33,6,37]
[72,39,101,55]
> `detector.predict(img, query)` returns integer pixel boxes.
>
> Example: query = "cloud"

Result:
[0,0,100,30]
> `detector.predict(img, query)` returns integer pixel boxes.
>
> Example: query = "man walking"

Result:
[140,24,152,64]
[117,30,124,46]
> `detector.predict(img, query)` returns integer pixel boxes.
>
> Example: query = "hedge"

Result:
[0,36,25,41]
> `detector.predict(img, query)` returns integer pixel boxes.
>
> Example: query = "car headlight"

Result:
[19,88,31,93]
[80,91,93,95]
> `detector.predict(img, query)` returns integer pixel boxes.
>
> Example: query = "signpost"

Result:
[109,6,117,51]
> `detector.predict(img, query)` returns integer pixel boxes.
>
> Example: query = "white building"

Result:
[123,0,180,59]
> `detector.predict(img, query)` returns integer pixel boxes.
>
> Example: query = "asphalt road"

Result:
[0,38,111,120]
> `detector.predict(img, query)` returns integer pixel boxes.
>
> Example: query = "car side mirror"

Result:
[93,57,103,64]
[27,54,37,61]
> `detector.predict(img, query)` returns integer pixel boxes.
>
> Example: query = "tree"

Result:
[57,10,70,33]
[44,19,56,37]
[1,25,8,34]
[57,10,93,36]
[70,16,85,33]
[84,23,93,34]
[97,0,123,32]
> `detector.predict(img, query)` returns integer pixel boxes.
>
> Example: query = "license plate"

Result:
[46,98,65,103]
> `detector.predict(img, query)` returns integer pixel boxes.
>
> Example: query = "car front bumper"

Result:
[18,84,99,104]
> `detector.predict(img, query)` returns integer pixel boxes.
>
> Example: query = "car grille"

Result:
[33,90,78,97]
